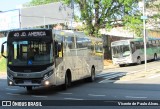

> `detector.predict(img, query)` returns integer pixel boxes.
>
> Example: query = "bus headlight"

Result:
[9,81,13,85]
[45,81,50,86]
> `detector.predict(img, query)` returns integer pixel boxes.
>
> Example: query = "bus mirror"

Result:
[1,45,4,54]
[1,41,7,58]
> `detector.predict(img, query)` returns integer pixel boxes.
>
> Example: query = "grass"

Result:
[0,56,7,75]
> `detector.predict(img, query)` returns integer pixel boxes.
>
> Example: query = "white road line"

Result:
[99,73,125,83]
[6,93,20,96]
[59,93,73,95]
[99,80,116,83]
[32,95,48,98]
[88,94,106,97]
[148,74,160,79]
[64,98,83,100]
[125,96,147,99]
[99,79,110,83]
[96,72,119,77]
[6,88,18,91]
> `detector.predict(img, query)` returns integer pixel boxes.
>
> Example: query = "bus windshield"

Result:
[112,45,130,58]
[8,40,53,66]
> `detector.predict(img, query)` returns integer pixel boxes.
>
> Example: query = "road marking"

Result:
[96,72,119,77]
[6,88,18,91]
[6,93,20,96]
[148,74,160,79]
[125,96,147,99]
[99,80,116,83]
[88,94,106,97]
[117,78,145,82]
[64,98,83,100]
[59,92,72,95]
[98,73,125,83]
[32,95,48,98]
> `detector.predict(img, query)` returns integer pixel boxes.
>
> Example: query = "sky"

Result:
[0,0,31,11]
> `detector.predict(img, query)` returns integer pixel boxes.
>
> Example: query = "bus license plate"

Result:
[24,80,31,84]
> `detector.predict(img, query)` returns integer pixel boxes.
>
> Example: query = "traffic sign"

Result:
[141,16,148,20]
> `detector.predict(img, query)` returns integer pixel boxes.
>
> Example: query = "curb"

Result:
[120,67,160,81]
[0,75,7,79]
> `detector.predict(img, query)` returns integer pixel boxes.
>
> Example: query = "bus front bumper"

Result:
[8,75,55,87]
[7,71,55,87]
[112,57,132,65]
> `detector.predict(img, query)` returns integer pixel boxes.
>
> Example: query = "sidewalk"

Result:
[103,60,118,70]
[104,64,118,69]
[120,68,160,81]
[103,60,160,81]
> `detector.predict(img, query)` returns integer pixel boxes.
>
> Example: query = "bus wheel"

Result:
[26,86,32,91]
[62,74,71,90]
[137,57,141,65]
[154,54,157,61]
[119,64,125,67]
[89,67,95,82]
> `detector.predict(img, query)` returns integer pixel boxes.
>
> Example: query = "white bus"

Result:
[1,29,103,91]
[111,38,160,67]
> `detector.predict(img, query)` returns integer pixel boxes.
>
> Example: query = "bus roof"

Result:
[112,37,160,44]
[8,28,51,32]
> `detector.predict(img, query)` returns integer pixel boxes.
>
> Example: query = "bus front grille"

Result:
[14,78,42,84]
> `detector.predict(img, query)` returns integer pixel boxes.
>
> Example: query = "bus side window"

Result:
[140,42,143,49]
[131,43,135,53]
[66,36,75,49]
[146,42,149,48]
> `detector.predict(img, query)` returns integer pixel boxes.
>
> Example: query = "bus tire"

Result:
[62,73,71,90]
[119,64,125,67]
[89,67,95,82]
[26,86,32,92]
[137,57,141,65]
[154,54,157,61]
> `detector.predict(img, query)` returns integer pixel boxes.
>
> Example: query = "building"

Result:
[0,2,72,32]
[100,27,134,59]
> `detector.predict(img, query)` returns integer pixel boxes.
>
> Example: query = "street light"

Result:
[71,0,74,30]
[140,0,147,71]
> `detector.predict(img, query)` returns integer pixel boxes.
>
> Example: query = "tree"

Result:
[23,0,59,7]
[123,11,143,37]
[146,0,160,30]
[24,0,141,37]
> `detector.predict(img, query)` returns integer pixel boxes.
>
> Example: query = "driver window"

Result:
[55,34,63,58]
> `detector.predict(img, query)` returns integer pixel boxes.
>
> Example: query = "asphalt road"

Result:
[1,60,160,109]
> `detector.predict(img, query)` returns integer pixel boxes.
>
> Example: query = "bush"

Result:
[0,57,7,73]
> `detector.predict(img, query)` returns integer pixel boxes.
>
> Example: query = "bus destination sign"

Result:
[11,30,51,37]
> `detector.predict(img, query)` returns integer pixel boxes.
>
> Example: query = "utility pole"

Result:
[44,16,46,28]
[143,0,147,72]
[71,0,74,30]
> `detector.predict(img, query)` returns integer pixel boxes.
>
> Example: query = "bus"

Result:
[111,38,160,67]
[1,29,103,91]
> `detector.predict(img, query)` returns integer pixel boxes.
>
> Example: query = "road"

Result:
[0,60,160,109]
